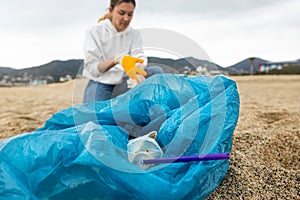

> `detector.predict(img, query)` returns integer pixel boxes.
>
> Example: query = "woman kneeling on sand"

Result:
[82,0,163,103]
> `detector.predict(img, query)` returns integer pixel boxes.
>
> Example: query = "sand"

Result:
[0,75,299,199]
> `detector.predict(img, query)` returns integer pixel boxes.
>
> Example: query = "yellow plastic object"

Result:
[121,55,147,81]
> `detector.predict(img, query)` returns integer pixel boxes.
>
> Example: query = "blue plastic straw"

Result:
[143,153,230,164]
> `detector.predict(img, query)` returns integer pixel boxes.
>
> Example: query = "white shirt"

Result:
[83,19,147,85]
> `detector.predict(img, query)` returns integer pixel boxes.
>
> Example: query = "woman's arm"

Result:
[84,28,118,76]
[97,57,115,73]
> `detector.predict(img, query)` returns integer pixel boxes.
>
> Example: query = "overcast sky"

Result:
[0,0,299,68]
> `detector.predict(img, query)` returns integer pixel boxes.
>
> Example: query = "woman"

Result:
[83,0,163,103]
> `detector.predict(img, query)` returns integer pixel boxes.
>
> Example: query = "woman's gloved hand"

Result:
[114,55,147,81]
[127,75,145,88]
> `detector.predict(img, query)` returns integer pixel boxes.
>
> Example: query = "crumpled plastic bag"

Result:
[0,74,240,200]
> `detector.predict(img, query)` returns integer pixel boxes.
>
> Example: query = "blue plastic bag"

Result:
[0,74,239,200]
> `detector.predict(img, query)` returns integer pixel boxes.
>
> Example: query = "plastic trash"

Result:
[0,74,240,200]
[143,152,230,164]
[127,131,163,170]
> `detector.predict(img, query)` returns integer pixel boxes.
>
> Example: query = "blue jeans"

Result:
[83,66,164,103]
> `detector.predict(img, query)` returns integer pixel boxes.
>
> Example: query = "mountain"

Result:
[0,67,16,74]
[148,57,228,74]
[0,57,228,83]
[21,59,83,81]
[1,57,299,85]
[226,57,270,75]
[0,60,83,82]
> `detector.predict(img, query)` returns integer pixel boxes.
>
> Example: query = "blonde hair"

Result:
[98,0,136,23]
[98,13,112,22]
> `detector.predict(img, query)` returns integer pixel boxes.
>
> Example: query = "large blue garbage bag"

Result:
[0,74,239,200]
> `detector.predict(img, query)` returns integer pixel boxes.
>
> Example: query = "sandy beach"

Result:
[0,75,299,199]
